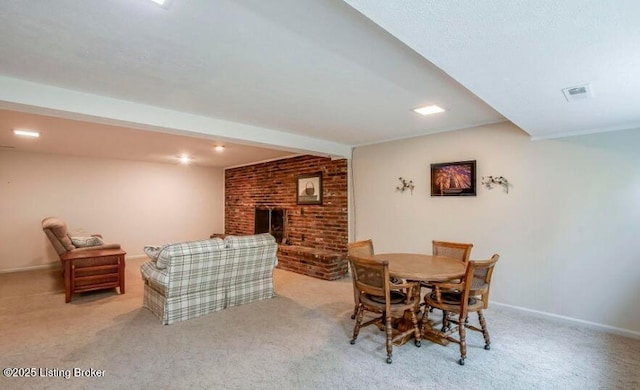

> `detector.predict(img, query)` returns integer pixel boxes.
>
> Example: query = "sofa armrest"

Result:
[140,261,169,294]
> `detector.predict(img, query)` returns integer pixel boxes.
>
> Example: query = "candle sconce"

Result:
[396,177,415,195]
[481,176,510,194]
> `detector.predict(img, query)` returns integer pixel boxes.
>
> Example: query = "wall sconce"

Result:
[481,176,510,193]
[396,177,415,195]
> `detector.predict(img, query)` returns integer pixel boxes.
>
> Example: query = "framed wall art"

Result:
[430,160,476,196]
[296,172,323,205]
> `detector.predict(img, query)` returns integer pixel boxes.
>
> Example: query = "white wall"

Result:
[0,150,224,271]
[352,122,640,334]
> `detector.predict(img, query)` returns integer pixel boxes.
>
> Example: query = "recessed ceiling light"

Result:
[179,155,191,164]
[412,105,446,116]
[214,145,225,152]
[13,129,40,138]
[150,0,173,9]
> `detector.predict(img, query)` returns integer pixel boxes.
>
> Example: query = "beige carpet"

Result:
[1,258,638,390]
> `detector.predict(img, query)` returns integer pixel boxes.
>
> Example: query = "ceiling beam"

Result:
[0,76,352,158]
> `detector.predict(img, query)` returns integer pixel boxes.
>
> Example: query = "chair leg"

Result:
[118,254,126,294]
[350,305,364,344]
[422,302,434,315]
[410,309,421,347]
[441,310,450,332]
[477,310,491,350]
[420,307,426,322]
[458,317,467,366]
[351,284,360,319]
[64,260,72,303]
[385,314,393,364]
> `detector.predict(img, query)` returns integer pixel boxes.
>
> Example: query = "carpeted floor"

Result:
[1,258,638,390]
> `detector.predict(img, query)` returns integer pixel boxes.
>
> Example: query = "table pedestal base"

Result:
[392,311,451,346]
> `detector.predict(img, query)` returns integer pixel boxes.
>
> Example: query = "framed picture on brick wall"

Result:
[297,172,323,205]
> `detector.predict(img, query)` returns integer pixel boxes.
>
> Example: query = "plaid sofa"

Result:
[140,233,278,325]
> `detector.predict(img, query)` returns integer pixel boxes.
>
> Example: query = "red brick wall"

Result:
[225,155,348,253]
[277,246,349,280]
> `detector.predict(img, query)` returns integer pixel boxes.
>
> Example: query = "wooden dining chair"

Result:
[348,255,421,364]
[422,241,473,309]
[424,254,500,365]
[347,239,374,319]
[432,240,473,262]
[434,241,492,309]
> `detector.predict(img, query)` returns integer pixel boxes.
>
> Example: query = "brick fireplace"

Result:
[254,207,285,243]
[225,155,348,280]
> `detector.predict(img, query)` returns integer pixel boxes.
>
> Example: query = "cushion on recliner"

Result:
[42,217,75,252]
[71,236,104,248]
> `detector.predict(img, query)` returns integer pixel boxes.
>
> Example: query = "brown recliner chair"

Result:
[42,217,126,303]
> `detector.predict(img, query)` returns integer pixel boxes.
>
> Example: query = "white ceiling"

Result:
[345,0,640,139]
[0,1,636,167]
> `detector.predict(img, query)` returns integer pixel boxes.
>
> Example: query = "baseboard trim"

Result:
[126,254,148,261]
[0,263,60,274]
[0,254,149,274]
[491,301,640,340]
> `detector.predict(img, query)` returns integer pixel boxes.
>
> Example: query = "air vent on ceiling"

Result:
[562,84,593,102]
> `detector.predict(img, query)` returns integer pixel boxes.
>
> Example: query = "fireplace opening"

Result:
[255,207,285,243]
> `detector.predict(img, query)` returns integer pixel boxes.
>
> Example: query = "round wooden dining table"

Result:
[370,253,467,346]
[371,253,466,282]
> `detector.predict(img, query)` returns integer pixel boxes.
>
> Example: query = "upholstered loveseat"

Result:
[140,233,278,325]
